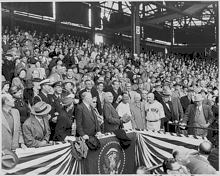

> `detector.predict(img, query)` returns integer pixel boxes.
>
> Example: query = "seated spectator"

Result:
[22,101,53,148]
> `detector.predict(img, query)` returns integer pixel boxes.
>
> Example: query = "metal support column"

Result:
[90,3,95,43]
[131,2,141,56]
[171,20,174,53]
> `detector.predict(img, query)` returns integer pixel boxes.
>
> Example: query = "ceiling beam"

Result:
[149,1,214,25]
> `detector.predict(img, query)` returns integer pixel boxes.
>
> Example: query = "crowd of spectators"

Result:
[2,25,219,174]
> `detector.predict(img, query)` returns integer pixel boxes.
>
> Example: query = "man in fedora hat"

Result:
[160,89,178,133]
[2,94,27,151]
[22,101,53,148]
[180,94,214,137]
[172,82,184,98]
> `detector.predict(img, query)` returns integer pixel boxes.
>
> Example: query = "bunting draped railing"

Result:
[2,129,206,175]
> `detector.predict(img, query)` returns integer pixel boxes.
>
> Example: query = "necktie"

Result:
[39,118,45,130]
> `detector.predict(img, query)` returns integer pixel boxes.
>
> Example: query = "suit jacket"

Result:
[183,104,215,135]
[108,87,123,109]
[103,101,121,133]
[180,95,193,113]
[79,87,102,114]
[2,108,24,150]
[187,155,216,174]
[154,91,163,104]
[207,148,219,171]
[171,97,184,121]
[2,40,10,53]
[22,115,51,148]
[160,100,177,122]
[54,110,72,141]
[75,102,100,137]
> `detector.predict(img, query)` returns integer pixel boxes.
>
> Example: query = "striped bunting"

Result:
[134,130,205,174]
[3,142,84,175]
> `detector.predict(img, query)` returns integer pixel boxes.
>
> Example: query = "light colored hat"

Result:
[31,101,52,115]
[39,79,53,86]
[162,89,172,96]
[194,94,204,102]
[2,149,19,170]
[61,97,74,106]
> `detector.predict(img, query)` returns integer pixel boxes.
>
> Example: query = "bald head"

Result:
[147,93,155,104]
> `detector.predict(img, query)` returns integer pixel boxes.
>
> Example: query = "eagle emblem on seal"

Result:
[103,148,121,174]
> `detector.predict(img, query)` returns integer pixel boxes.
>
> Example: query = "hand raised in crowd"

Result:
[82,135,89,140]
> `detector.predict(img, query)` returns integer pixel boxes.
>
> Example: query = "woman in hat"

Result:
[2,81,10,94]
[11,68,27,94]
[53,97,76,142]
[10,85,30,126]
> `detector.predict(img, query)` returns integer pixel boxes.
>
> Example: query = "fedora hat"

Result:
[61,97,74,106]
[2,81,10,90]
[187,87,194,92]
[174,82,182,86]
[194,94,204,102]
[85,136,101,151]
[162,89,172,97]
[2,149,19,170]
[32,78,42,83]
[31,101,52,115]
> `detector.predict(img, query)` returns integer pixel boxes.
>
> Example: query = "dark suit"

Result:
[52,93,66,113]
[108,87,123,109]
[180,95,194,113]
[54,110,72,141]
[183,104,215,135]
[154,91,163,104]
[75,102,100,137]
[103,101,122,133]
[22,115,51,148]
[79,87,102,114]
[160,100,177,133]
[207,148,219,171]
[2,40,10,53]
[33,92,56,140]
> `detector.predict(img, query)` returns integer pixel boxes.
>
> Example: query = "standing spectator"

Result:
[108,80,123,108]
[125,82,137,105]
[96,82,105,110]
[53,97,76,142]
[180,87,195,113]
[14,56,28,77]
[172,82,185,98]
[2,34,10,54]
[153,84,163,103]
[10,86,30,126]
[2,53,16,82]
[160,90,178,133]
[145,93,165,131]
[130,93,145,129]
[181,94,214,136]
[2,94,27,150]
[103,92,125,133]
[22,102,53,148]
[116,92,134,130]
[75,92,102,139]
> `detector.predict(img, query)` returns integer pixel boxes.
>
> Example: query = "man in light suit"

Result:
[75,92,102,140]
[22,101,53,148]
[103,92,127,133]
[2,94,27,151]
[181,94,214,136]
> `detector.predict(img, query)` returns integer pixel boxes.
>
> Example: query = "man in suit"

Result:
[108,80,123,108]
[22,102,53,148]
[33,79,58,140]
[153,84,163,104]
[125,82,137,105]
[79,79,102,114]
[103,92,127,133]
[180,94,214,136]
[180,87,195,113]
[75,92,102,140]
[2,94,27,151]
[160,90,178,133]
[2,34,10,54]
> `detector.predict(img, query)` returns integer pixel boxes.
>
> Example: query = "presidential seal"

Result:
[98,141,125,174]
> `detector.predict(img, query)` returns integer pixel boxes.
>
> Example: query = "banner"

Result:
[2,130,205,174]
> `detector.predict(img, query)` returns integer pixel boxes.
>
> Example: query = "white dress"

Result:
[116,102,132,130]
